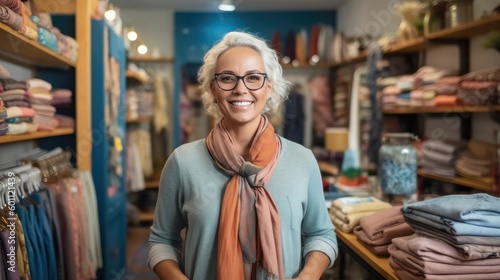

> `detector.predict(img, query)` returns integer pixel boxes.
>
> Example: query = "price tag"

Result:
[114,137,123,152]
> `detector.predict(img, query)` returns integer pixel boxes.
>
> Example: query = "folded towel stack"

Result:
[421,139,466,178]
[329,196,391,233]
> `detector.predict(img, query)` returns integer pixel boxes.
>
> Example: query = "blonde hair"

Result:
[197,31,291,118]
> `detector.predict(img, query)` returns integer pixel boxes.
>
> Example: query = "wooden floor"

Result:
[126,224,158,279]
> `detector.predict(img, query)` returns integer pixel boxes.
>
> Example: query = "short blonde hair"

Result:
[197,31,291,118]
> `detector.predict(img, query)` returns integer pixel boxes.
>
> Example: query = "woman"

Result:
[149,31,338,280]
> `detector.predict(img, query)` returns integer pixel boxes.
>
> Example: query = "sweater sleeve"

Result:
[148,150,187,270]
[301,151,338,268]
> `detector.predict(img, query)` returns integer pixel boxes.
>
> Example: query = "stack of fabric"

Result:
[0,0,38,40]
[330,196,392,233]
[51,88,73,108]
[457,66,499,106]
[421,139,466,178]
[396,75,416,107]
[353,206,414,257]
[431,76,460,106]
[389,193,500,280]
[456,139,497,184]
[0,76,37,135]
[26,78,58,131]
[379,77,400,109]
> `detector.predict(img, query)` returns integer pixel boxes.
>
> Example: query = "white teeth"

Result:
[231,101,252,106]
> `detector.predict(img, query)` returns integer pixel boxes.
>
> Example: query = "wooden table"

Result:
[336,229,398,280]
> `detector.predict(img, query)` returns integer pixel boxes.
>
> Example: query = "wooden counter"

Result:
[336,229,398,280]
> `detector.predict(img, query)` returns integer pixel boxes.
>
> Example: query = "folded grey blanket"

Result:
[401,193,500,231]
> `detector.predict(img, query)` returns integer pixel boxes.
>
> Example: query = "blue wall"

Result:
[173,11,337,147]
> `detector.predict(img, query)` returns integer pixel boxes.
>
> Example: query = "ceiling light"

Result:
[127,26,138,41]
[104,3,116,21]
[137,44,148,55]
[218,0,235,11]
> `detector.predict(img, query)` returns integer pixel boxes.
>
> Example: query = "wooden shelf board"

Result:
[383,105,499,114]
[331,52,368,67]
[126,116,152,124]
[386,37,428,54]
[336,229,398,280]
[0,128,74,144]
[427,13,500,40]
[139,212,155,222]
[317,160,339,176]
[125,72,149,84]
[128,56,173,63]
[0,22,76,68]
[145,180,159,189]
[417,169,494,192]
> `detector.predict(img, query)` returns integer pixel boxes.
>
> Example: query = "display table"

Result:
[336,229,398,280]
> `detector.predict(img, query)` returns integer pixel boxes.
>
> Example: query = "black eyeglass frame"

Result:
[212,72,268,91]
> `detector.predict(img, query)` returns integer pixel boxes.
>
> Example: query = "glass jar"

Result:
[378,133,417,195]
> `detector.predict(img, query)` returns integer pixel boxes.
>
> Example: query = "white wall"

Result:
[120,9,174,58]
[337,0,500,144]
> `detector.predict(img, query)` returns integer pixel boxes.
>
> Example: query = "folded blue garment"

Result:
[402,193,500,228]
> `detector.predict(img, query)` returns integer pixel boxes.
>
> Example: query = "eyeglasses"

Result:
[213,72,267,91]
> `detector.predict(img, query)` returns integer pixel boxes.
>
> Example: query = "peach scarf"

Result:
[206,115,284,280]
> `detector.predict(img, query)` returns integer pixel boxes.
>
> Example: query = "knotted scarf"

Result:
[206,115,284,280]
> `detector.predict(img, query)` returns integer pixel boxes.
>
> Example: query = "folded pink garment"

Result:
[358,206,406,239]
[389,256,500,280]
[51,89,73,98]
[31,104,56,113]
[392,233,500,261]
[0,6,22,31]
[436,76,461,85]
[0,0,23,14]
[354,222,414,246]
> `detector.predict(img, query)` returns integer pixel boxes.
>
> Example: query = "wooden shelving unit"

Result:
[0,128,74,144]
[426,13,500,40]
[0,22,76,68]
[139,212,155,222]
[331,14,500,68]
[128,56,173,63]
[418,169,494,192]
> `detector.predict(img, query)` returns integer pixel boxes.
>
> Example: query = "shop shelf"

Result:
[128,56,173,63]
[417,169,494,192]
[139,212,155,222]
[0,128,74,144]
[0,22,76,68]
[427,13,500,40]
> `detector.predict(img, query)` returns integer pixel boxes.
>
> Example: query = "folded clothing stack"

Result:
[390,193,500,280]
[457,66,499,106]
[329,196,391,233]
[421,139,466,178]
[353,206,414,256]
[456,139,497,184]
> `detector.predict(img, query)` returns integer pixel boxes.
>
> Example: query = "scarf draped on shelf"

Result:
[205,115,284,280]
